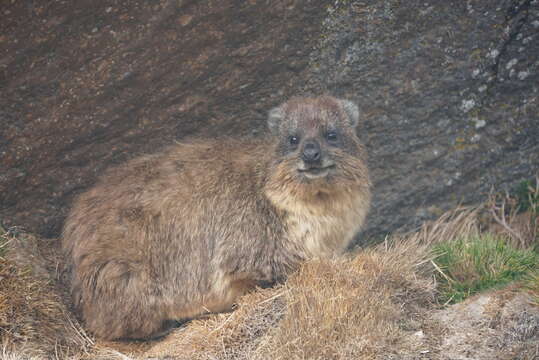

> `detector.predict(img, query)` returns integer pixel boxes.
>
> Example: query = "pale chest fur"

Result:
[280,191,369,258]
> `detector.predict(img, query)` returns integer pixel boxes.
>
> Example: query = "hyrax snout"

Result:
[61,96,371,340]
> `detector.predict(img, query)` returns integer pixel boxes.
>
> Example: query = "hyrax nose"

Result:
[302,140,321,164]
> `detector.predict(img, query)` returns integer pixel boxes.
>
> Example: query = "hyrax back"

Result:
[62,96,371,340]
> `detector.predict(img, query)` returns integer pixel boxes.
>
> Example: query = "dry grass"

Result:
[1,346,44,360]
[524,270,539,306]
[251,248,434,360]
[486,176,539,249]
[0,227,93,359]
[484,177,539,305]
[140,286,287,360]
[395,206,480,246]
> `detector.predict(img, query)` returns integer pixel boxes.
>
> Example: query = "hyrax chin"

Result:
[61,96,371,340]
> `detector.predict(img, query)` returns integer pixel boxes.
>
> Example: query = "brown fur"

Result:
[61,96,371,340]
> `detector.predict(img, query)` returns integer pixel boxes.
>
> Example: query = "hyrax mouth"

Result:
[297,164,336,179]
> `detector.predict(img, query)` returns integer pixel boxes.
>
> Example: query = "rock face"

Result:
[0,0,325,236]
[306,0,539,238]
[1,0,538,239]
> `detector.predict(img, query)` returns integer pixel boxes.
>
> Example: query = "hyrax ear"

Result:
[338,99,360,128]
[267,106,284,134]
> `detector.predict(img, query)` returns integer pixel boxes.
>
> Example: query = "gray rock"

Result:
[305,0,539,239]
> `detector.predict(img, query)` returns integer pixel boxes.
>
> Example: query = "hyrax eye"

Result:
[289,135,300,146]
[326,131,338,142]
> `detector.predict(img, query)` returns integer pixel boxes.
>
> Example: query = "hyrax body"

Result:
[62,96,371,340]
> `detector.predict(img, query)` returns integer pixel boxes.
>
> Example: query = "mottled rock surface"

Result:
[305,0,539,238]
[1,0,538,239]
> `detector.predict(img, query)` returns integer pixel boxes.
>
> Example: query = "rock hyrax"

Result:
[62,96,371,340]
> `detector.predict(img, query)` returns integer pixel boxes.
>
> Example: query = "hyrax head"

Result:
[267,96,366,185]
